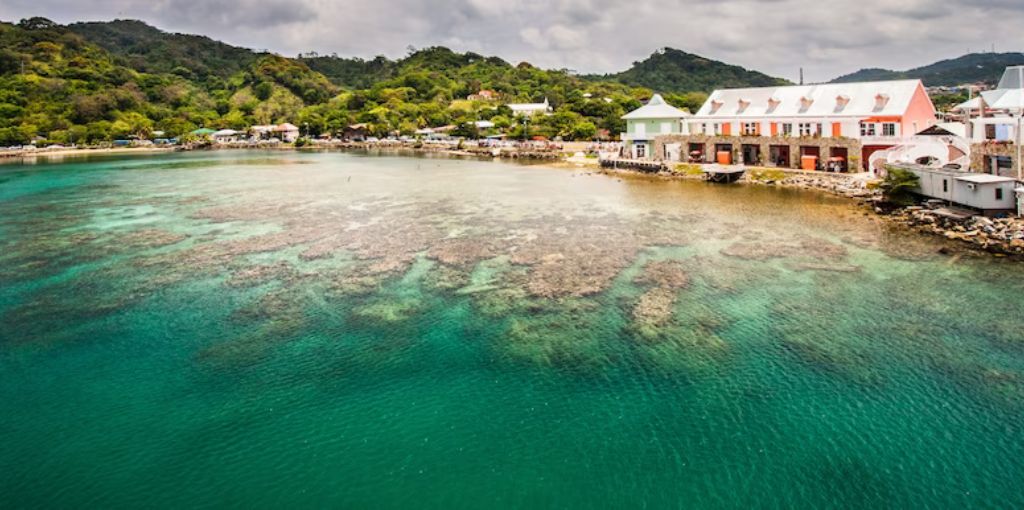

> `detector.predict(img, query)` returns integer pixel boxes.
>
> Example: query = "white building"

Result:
[275,123,300,143]
[508,98,551,117]
[956,66,1024,178]
[898,164,1019,215]
[211,129,241,143]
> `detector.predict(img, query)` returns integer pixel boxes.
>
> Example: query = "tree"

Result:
[569,120,597,140]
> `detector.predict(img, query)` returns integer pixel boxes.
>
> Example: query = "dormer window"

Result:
[835,95,850,112]
[799,96,814,112]
[767,97,781,113]
[710,100,724,113]
[874,93,890,111]
[737,99,750,113]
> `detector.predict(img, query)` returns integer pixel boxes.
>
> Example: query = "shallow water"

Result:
[1,150,1023,508]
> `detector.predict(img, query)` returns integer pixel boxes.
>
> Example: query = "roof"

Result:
[276,123,299,131]
[508,98,550,111]
[190,128,216,135]
[621,94,690,120]
[952,96,983,111]
[955,173,1016,184]
[981,66,1024,111]
[693,80,926,119]
[212,129,239,136]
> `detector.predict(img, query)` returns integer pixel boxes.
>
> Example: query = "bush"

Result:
[880,166,920,206]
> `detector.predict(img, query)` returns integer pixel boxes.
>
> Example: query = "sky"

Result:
[2,0,1023,82]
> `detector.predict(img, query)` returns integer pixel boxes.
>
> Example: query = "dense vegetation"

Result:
[831,52,1024,86]
[1,18,688,145]
[594,47,790,93]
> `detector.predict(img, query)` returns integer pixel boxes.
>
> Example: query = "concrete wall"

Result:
[652,134,865,171]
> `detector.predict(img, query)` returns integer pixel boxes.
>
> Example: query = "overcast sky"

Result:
[2,0,1023,82]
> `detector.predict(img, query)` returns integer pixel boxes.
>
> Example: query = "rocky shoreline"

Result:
[591,162,1024,260]
[887,207,1024,257]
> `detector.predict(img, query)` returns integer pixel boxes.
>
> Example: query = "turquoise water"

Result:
[1,151,1023,508]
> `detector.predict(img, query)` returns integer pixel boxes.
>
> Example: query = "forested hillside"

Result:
[830,52,1024,86]
[0,18,784,146]
[596,48,790,93]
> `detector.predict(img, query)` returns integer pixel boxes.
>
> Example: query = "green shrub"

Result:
[880,166,920,206]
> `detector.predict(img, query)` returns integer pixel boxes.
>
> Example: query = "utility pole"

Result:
[1017,112,1022,180]
[799,68,804,86]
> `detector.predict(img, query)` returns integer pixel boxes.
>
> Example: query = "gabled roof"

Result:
[622,94,690,120]
[981,66,1024,111]
[693,80,926,118]
[952,96,983,111]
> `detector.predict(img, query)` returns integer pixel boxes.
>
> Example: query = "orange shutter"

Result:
[722,123,732,136]
[831,123,842,137]
[770,122,778,136]
[755,123,761,136]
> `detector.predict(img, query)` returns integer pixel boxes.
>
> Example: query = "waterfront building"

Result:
[652,80,938,172]
[893,163,1020,216]
[211,129,242,143]
[274,123,300,143]
[957,66,1024,178]
[620,94,691,159]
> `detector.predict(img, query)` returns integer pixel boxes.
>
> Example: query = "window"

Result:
[636,144,646,158]
[860,123,876,137]
[714,123,723,135]
[882,123,897,136]
[799,123,813,136]
[742,122,759,136]
[943,179,948,193]
[781,123,793,136]
[996,188,1004,200]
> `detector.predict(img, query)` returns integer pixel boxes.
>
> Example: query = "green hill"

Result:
[831,52,1024,86]
[7,18,790,146]
[597,47,791,93]
[68,19,261,81]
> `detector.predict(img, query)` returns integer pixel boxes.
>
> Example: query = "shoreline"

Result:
[5,142,1023,259]
[0,146,177,160]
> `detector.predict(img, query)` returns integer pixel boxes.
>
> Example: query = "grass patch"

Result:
[673,163,704,176]
[748,167,788,182]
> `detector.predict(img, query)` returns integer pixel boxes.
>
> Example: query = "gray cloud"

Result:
[1,0,1023,82]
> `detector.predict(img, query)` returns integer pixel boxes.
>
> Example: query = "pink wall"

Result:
[901,83,938,136]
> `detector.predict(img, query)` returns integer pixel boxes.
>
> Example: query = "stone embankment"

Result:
[888,207,1024,256]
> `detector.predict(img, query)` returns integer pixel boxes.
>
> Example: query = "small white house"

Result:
[899,164,1019,215]
[211,129,241,143]
[508,98,551,117]
[275,123,300,143]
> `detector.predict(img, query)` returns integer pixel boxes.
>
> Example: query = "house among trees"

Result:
[648,80,938,172]
[620,94,691,159]
[507,98,552,117]
[468,89,499,101]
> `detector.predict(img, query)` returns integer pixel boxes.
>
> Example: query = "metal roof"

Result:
[955,173,1016,184]
[622,94,690,120]
[693,80,926,119]
[981,66,1024,111]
